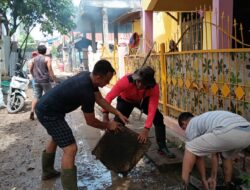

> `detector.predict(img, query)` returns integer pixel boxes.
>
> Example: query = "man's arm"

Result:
[95,91,128,124]
[46,57,56,81]
[138,85,159,143]
[84,112,120,131]
[30,59,34,76]
[103,75,129,109]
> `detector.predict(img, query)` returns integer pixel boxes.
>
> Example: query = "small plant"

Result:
[240,174,250,187]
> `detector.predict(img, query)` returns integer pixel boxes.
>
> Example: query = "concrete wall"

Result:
[153,12,179,51]
[1,36,11,75]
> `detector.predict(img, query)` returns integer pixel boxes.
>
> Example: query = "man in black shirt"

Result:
[35,59,128,190]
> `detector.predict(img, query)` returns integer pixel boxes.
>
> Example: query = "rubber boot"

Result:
[61,166,78,190]
[42,150,60,180]
[158,142,176,158]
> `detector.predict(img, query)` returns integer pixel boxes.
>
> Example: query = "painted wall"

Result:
[132,20,142,35]
[203,11,212,50]
[153,12,179,52]
[212,0,233,49]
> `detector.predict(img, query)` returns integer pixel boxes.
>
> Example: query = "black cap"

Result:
[132,66,156,88]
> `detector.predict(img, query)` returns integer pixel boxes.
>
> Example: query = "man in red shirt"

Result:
[103,66,175,158]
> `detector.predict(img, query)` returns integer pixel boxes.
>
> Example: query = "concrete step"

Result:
[143,116,185,172]
[146,142,183,172]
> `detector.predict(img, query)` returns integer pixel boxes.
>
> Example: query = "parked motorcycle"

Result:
[7,62,30,113]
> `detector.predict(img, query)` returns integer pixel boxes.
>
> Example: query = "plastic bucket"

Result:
[1,80,10,95]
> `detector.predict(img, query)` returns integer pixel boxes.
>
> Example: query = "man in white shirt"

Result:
[178,111,250,190]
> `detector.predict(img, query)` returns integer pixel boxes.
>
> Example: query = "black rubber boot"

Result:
[61,166,78,190]
[158,142,176,158]
[42,150,60,180]
[30,112,34,120]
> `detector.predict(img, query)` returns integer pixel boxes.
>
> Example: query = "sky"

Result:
[30,0,81,41]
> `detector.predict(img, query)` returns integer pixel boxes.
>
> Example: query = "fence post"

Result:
[160,43,167,115]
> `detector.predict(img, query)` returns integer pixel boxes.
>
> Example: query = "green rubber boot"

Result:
[42,150,60,180]
[61,166,78,190]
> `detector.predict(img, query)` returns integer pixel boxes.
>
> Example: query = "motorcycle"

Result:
[7,62,30,113]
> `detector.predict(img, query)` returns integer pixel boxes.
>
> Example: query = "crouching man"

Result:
[178,110,250,190]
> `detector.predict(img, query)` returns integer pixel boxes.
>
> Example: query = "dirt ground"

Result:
[0,87,184,190]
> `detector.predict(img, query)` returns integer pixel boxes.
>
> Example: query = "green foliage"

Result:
[0,0,76,37]
[240,174,250,187]
[0,0,76,63]
[18,33,36,50]
[50,46,58,58]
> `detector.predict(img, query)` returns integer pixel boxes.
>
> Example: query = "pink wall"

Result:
[142,11,153,53]
[212,0,233,49]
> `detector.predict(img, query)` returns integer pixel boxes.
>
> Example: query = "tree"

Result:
[0,0,76,63]
[18,33,36,51]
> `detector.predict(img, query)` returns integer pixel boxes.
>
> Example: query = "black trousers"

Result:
[114,96,166,148]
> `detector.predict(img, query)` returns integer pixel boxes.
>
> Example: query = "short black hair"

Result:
[92,59,115,76]
[178,112,194,128]
[37,45,47,55]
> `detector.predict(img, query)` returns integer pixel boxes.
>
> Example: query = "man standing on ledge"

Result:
[178,110,250,190]
[103,66,175,158]
[35,59,128,190]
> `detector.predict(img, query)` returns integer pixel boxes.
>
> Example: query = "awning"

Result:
[74,38,92,50]
[142,0,212,11]
[113,10,141,24]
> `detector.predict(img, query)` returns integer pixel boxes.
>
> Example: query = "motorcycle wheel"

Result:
[7,95,25,114]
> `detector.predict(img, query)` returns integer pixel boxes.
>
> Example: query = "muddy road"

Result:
[0,88,184,190]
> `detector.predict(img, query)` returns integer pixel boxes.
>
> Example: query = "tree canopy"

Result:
[0,0,76,37]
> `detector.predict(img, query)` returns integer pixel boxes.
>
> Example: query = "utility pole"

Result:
[102,7,109,46]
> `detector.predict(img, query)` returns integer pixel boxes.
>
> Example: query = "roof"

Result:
[74,38,93,50]
[142,0,212,11]
[113,10,141,24]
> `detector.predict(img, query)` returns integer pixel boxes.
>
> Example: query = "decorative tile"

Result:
[172,78,177,86]
[221,84,230,97]
[185,79,191,89]
[178,79,183,88]
[211,83,218,95]
[167,77,171,84]
[235,86,245,100]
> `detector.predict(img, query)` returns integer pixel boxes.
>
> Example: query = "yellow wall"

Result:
[203,11,212,50]
[132,11,212,52]
[152,11,213,51]
[132,20,142,35]
[153,12,179,52]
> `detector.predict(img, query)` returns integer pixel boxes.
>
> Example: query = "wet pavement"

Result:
[0,72,186,190]
[65,108,185,190]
